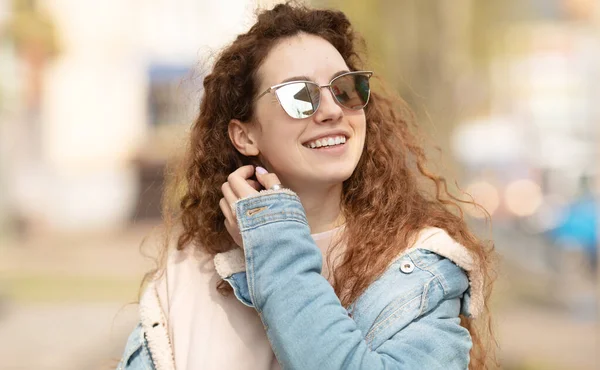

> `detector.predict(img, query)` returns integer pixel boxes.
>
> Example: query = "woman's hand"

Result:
[219,165,282,248]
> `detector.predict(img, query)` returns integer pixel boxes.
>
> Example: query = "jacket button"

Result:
[400,261,414,273]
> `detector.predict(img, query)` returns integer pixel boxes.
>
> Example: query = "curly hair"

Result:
[153,2,497,368]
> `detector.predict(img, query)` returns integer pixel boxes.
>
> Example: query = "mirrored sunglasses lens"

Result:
[331,74,371,109]
[275,82,320,119]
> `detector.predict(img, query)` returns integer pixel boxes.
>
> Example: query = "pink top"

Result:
[155,225,345,370]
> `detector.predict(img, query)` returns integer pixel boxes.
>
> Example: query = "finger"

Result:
[221,182,238,206]
[230,165,255,180]
[255,166,283,190]
[224,218,243,248]
[219,197,235,220]
[224,218,235,238]
[247,179,263,191]
[228,166,260,198]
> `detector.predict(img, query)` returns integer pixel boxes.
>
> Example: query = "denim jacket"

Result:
[117,189,484,370]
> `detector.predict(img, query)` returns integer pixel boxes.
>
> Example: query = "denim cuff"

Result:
[234,190,308,231]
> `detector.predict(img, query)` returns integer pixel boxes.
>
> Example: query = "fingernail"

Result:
[255,166,268,175]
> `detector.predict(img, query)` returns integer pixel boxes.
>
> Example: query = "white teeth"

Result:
[305,135,347,149]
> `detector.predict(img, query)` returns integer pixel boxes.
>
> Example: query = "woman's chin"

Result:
[309,166,356,185]
[276,162,358,189]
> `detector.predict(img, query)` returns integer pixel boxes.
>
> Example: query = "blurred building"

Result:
[0,0,283,233]
[452,0,599,225]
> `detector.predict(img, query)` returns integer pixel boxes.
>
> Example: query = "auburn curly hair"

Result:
[152,2,498,369]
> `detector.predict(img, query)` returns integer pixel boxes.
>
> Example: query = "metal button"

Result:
[400,260,414,273]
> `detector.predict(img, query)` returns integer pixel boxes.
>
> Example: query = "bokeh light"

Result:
[505,179,544,217]
[464,181,500,219]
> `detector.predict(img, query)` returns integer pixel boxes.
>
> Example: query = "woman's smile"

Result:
[302,138,348,155]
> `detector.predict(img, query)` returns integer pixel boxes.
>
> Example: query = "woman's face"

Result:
[251,33,366,191]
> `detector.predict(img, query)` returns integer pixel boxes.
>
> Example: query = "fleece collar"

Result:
[214,226,484,318]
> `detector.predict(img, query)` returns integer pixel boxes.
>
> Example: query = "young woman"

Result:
[117,3,496,370]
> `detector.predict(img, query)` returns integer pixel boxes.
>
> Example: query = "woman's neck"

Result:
[294,184,345,234]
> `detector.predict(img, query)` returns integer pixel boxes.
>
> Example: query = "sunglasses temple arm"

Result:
[255,88,272,102]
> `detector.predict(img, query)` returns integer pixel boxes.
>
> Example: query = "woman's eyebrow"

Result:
[278,70,350,85]
[279,75,312,84]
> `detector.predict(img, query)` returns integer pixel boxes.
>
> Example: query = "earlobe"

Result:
[228,119,260,156]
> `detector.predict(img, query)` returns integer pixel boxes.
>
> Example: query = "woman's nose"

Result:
[313,87,343,123]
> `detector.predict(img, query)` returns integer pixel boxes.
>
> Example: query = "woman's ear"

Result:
[228,119,260,156]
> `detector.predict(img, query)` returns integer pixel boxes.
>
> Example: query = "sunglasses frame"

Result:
[255,70,374,119]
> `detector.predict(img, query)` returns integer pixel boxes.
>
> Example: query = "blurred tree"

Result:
[313,0,487,184]
[0,0,60,234]
[3,0,59,110]
[310,0,544,186]
[5,0,59,52]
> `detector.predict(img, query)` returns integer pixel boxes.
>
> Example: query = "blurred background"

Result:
[0,0,598,369]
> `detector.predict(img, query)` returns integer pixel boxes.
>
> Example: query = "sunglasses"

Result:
[256,71,373,119]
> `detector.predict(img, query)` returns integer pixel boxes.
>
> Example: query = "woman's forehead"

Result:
[258,34,349,87]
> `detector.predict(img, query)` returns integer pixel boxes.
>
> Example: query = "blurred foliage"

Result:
[3,274,141,303]
[3,0,60,57]
[310,0,505,183]
[310,0,518,115]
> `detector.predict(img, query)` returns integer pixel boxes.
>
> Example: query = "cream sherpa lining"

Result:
[213,226,484,318]
[139,280,175,370]
[214,248,246,279]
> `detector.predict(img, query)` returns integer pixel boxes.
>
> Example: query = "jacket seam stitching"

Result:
[240,213,308,231]
[409,249,435,272]
[246,232,260,313]
[364,293,422,344]
[409,250,450,294]
[418,276,437,317]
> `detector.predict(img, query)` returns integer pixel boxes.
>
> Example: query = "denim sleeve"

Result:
[367,262,472,369]
[235,192,471,370]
